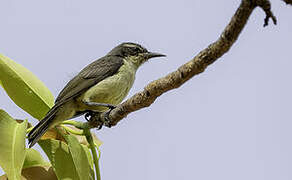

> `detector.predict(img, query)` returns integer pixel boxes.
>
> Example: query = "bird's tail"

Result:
[28,106,58,148]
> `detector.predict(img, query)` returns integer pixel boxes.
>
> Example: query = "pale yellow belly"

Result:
[77,61,136,112]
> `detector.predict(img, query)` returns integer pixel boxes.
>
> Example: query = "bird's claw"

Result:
[85,112,91,121]
[83,108,114,129]
[103,109,114,128]
[107,104,116,110]
[84,111,103,129]
[96,122,104,130]
[95,109,113,129]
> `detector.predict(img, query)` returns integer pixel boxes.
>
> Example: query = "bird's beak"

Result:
[144,52,166,59]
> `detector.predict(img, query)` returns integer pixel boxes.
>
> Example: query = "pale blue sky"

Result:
[1,0,292,179]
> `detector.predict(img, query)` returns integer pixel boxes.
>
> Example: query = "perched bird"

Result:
[28,42,165,147]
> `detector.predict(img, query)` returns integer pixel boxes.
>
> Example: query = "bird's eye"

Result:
[133,47,140,52]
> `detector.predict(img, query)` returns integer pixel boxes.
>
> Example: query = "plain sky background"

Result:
[0,0,291,179]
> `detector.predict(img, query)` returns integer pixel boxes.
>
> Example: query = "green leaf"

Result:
[23,148,50,169]
[0,54,54,120]
[21,165,57,180]
[0,110,27,180]
[1,165,58,180]
[65,134,95,180]
[39,139,93,180]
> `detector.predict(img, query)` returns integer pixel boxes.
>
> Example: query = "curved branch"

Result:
[87,0,278,129]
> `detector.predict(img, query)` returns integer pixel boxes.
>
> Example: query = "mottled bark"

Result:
[87,0,288,129]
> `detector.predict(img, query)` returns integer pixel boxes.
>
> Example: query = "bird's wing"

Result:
[55,56,124,105]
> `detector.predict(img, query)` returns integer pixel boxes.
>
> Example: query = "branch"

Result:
[282,0,292,5]
[87,0,278,129]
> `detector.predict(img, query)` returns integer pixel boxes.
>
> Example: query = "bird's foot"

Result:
[105,104,117,110]
[84,111,104,129]
[84,111,95,121]
[103,109,114,128]
[83,107,115,129]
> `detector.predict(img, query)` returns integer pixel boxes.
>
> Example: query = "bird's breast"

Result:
[77,60,137,112]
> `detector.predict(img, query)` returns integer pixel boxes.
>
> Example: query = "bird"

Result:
[27,42,165,147]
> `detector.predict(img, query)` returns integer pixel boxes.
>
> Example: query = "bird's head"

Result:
[108,42,166,67]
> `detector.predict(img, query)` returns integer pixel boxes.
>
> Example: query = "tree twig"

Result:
[87,0,279,129]
[282,0,292,5]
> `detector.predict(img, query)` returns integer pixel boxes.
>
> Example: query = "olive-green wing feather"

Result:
[55,56,124,105]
